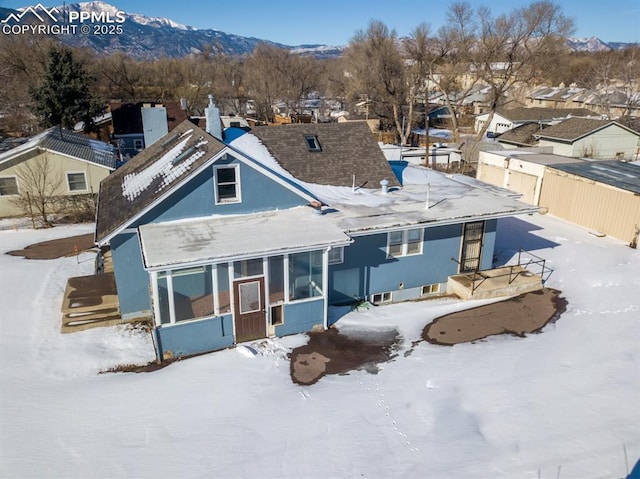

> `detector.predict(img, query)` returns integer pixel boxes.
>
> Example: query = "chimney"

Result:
[205,94,222,140]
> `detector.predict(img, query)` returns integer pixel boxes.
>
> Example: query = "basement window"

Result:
[421,283,441,296]
[371,291,392,304]
[304,135,321,152]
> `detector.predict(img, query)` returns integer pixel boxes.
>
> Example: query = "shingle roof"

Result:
[497,123,549,146]
[534,118,627,142]
[0,126,117,169]
[95,120,226,243]
[250,122,400,189]
[496,107,595,122]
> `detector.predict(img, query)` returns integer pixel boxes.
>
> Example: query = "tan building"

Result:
[478,148,640,245]
[534,118,640,160]
[0,127,117,218]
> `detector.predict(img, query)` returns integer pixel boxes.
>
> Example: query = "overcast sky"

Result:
[2,0,639,45]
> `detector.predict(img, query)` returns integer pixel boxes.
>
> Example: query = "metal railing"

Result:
[451,248,551,295]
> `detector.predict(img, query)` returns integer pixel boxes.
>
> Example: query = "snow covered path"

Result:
[0,215,639,478]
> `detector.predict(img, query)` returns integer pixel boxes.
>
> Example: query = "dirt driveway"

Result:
[290,288,567,385]
[7,233,95,259]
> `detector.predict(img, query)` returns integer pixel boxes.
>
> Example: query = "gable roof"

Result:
[497,123,549,146]
[534,118,639,143]
[0,126,117,169]
[493,107,595,122]
[250,122,400,189]
[95,121,226,243]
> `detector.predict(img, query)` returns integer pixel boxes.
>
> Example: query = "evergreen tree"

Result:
[29,46,104,133]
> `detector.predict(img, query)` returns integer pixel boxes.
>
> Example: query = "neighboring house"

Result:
[110,101,189,160]
[525,84,585,109]
[533,118,640,160]
[474,107,595,137]
[526,84,640,119]
[0,127,117,218]
[496,123,551,147]
[95,118,540,361]
[477,148,640,243]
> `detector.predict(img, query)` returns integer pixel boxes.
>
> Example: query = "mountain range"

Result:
[0,1,636,60]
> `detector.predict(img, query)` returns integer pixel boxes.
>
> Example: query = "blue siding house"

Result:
[96,118,538,361]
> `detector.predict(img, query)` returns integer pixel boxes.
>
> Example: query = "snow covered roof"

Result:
[230,131,540,236]
[139,207,351,269]
[0,126,117,169]
[96,121,226,243]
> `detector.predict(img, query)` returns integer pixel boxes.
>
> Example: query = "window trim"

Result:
[327,246,344,265]
[154,265,216,326]
[214,164,241,205]
[371,291,392,304]
[386,228,424,258]
[66,171,88,193]
[421,283,441,296]
[0,175,19,196]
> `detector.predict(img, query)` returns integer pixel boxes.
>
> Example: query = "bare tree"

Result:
[403,23,432,148]
[11,153,63,227]
[98,52,145,102]
[345,21,407,143]
[244,44,288,122]
[430,2,482,142]
[471,1,574,139]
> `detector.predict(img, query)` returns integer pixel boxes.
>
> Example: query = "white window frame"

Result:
[327,246,344,265]
[214,164,241,204]
[0,175,19,196]
[421,283,441,296]
[386,228,424,258]
[371,291,392,304]
[66,171,88,193]
[153,266,216,327]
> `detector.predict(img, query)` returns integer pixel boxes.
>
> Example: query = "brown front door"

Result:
[233,277,266,343]
[460,221,484,272]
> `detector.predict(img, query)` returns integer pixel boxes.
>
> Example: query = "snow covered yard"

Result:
[0,214,638,479]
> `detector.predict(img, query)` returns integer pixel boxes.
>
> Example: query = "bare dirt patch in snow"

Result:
[289,328,401,385]
[423,288,567,345]
[7,233,95,259]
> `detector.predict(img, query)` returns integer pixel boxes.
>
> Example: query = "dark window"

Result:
[215,166,239,203]
[67,173,87,192]
[0,177,19,196]
[304,135,321,152]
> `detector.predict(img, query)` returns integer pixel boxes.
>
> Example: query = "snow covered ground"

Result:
[0,213,638,479]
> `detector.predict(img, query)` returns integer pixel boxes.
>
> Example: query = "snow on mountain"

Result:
[566,36,619,52]
[1,2,635,60]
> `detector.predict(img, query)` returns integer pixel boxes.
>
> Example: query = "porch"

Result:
[447,249,549,300]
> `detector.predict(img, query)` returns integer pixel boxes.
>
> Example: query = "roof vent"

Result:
[380,179,389,194]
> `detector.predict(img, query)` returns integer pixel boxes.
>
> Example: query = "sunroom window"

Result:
[156,265,214,324]
[289,250,323,300]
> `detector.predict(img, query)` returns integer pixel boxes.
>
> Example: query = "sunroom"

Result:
[138,207,351,359]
